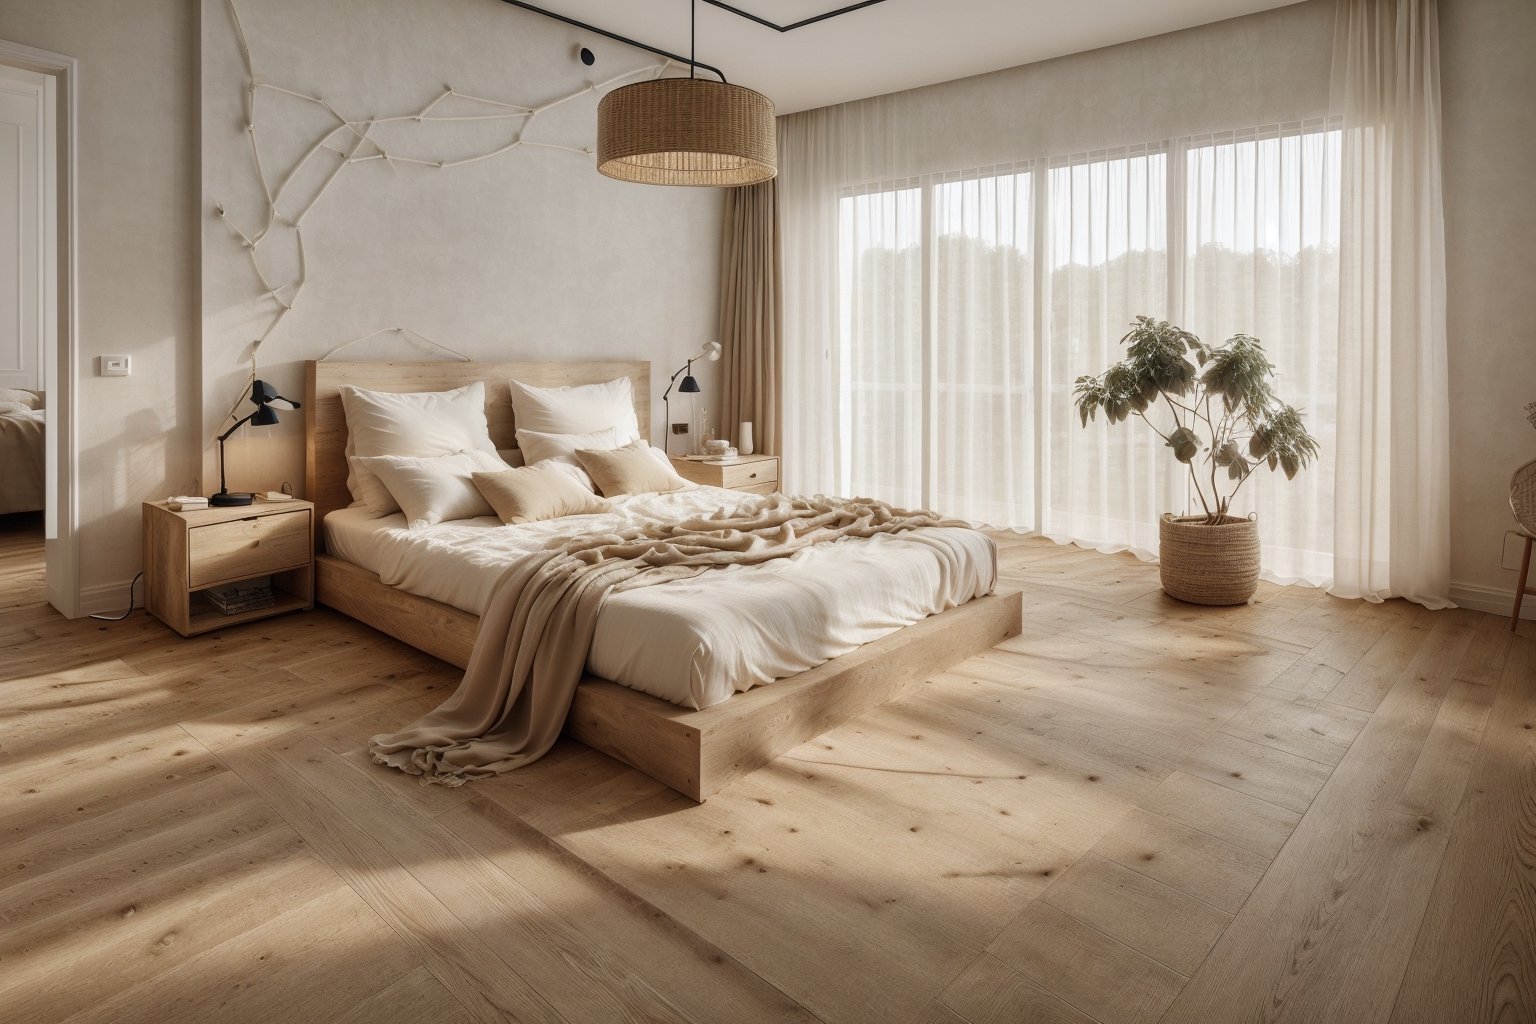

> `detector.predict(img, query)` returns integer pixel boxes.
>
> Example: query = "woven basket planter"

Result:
[1158,513,1260,605]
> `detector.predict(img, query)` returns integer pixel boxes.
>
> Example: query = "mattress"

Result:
[324,486,997,710]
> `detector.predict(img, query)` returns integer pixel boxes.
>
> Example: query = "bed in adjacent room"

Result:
[305,359,1022,800]
[0,389,46,516]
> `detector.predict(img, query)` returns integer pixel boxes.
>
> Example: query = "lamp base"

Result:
[209,491,254,507]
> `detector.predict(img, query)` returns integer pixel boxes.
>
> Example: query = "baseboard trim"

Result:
[75,577,141,619]
[1449,581,1534,620]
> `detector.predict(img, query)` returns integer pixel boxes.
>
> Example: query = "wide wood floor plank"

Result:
[1041,852,1232,975]
[1158,610,1480,1023]
[273,734,700,1024]
[940,953,1098,1024]
[1139,770,1302,859]
[441,795,819,1024]
[1092,808,1270,915]
[1388,632,1536,1024]
[988,900,1186,1024]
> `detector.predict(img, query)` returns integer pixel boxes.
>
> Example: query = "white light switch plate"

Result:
[101,355,131,377]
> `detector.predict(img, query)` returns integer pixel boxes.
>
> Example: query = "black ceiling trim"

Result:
[500,0,730,82]
[700,0,892,33]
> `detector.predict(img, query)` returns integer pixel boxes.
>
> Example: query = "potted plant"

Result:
[1073,316,1321,605]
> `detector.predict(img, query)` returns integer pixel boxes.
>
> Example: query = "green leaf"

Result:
[1165,426,1202,464]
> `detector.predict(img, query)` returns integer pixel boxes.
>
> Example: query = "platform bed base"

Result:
[316,554,1023,802]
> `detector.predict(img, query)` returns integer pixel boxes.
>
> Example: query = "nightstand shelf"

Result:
[670,453,780,493]
[143,499,315,636]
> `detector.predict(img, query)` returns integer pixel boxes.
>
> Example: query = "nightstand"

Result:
[670,453,780,494]
[142,498,315,636]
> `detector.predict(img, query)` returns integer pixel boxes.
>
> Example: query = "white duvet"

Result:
[325,486,997,710]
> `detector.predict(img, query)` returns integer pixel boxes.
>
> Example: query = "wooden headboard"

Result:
[304,359,651,526]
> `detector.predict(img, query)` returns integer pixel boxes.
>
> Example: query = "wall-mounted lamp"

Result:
[662,341,722,455]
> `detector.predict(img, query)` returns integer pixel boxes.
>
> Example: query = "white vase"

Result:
[738,421,754,456]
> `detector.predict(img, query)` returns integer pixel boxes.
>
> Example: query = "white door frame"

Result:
[0,39,79,617]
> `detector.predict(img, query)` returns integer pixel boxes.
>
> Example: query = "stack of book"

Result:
[204,577,275,615]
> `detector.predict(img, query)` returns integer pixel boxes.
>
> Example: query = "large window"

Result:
[822,122,1341,580]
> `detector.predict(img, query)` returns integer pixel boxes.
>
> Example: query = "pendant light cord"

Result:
[690,0,697,79]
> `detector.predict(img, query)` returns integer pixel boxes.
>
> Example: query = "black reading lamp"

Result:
[662,341,722,456]
[210,380,301,507]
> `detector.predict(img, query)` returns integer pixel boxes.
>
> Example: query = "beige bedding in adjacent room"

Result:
[325,484,998,710]
[0,403,45,516]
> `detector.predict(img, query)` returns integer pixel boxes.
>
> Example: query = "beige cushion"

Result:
[339,382,499,514]
[472,462,609,525]
[351,449,506,529]
[508,375,640,438]
[0,387,41,410]
[574,441,687,497]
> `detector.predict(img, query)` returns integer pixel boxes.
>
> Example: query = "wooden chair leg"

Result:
[1514,535,1533,631]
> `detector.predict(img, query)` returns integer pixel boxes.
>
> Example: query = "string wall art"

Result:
[213,0,673,424]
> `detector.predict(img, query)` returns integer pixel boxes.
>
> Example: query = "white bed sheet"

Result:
[324,486,997,710]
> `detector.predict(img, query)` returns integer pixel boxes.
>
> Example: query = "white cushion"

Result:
[351,449,506,530]
[339,382,498,511]
[508,376,640,439]
[0,400,33,416]
[514,424,631,466]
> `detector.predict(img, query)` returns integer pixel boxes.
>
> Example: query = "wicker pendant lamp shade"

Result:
[597,77,776,187]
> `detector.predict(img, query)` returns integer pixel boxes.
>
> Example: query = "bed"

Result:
[305,359,1023,800]
[0,389,46,516]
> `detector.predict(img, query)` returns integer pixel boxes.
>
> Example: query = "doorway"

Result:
[0,40,77,618]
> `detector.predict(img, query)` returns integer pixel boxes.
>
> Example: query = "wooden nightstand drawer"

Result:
[188,510,311,588]
[671,453,781,492]
[718,458,778,490]
[144,499,315,636]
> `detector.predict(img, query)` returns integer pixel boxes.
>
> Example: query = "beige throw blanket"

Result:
[370,494,966,786]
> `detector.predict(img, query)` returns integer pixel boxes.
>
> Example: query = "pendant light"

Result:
[596,0,776,187]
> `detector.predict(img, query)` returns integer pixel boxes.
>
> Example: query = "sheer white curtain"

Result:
[1040,146,1174,558]
[1330,0,1452,606]
[1182,125,1342,584]
[781,108,1348,584]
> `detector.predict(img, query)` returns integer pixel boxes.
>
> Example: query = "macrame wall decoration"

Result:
[213,0,673,425]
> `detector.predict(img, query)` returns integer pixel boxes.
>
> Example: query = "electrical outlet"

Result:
[100,355,132,377]
[671,423,690,435]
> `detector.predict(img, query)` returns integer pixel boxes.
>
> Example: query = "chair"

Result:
[1511,457,1536,629]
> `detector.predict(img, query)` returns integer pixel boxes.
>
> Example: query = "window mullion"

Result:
[921,178,938,509]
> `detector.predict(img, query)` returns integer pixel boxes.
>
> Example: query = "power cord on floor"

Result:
[89,572,143,621]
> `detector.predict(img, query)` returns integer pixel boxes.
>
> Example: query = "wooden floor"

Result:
[3,512,1533,1024]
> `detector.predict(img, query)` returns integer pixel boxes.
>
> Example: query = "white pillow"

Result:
[508,376,640,438]
[515,424,631,466]
[351,449,506,530]
[0,400,32,416]
[339,382,498,510]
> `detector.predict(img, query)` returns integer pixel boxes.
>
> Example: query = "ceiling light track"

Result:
[700,0,891,33]
[499,0,730,82]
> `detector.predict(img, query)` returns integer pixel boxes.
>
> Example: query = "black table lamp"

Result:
[662,341,721,456]
[211,380,301,507]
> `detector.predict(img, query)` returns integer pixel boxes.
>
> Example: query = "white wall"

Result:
[0,0,202,612]
[199,0,723,498]
[0,0,723,613]
[1440,0,1536,614]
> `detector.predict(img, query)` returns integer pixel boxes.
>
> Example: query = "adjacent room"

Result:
[1,0,1532,1021]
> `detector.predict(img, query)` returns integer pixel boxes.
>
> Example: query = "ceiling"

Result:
[521,0,1306,114]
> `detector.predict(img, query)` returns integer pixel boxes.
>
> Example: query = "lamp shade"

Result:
[678,375,701,393]
[597,78,776,187]
[251,404,280,427]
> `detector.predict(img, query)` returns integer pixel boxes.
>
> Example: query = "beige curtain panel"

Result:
[717,179,782,457]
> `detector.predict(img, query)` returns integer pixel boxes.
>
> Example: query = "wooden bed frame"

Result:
[305,359,1023,801]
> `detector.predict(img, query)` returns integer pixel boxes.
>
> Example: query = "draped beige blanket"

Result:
[370,494,965,786]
